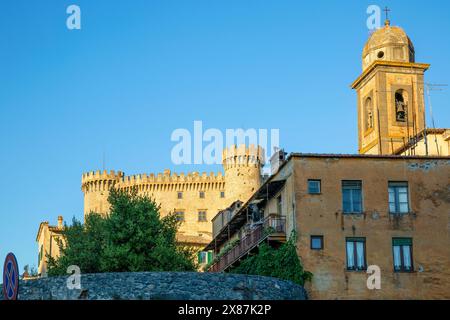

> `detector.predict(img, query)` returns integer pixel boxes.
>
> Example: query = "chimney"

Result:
[57,216,64,229]
[270,147,287,175]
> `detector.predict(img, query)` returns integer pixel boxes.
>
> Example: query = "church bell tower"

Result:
[351,19,430,155]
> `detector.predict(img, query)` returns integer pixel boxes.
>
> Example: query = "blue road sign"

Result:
[3,253,19,300]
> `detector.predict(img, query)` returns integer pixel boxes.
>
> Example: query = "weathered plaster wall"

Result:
[399,131,450,156]
[293,156,450,299]
[36,222,63,276]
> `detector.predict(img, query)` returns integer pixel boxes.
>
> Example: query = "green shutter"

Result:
[393,238,412,246]
[207,251,213,263]
[197,252,202,264]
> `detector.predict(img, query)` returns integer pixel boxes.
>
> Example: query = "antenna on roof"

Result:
[424,83,448,156]
[102,151,106,171]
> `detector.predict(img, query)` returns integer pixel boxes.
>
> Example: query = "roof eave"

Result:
[351,61,430,89]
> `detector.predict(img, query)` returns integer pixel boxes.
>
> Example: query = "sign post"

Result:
[3,253,19,300]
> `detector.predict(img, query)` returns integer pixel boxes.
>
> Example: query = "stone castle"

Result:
[37,145,265,275]
[81,144,264,244]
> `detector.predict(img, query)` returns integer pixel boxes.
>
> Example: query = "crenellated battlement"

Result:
[82,170,124,183]
[81,168,227,195]
[222,144,265,169]
[81,170,124,193]
[118,170,225,189]
[81,144,264,217]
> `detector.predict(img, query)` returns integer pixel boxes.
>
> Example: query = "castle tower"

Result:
[222,144,264,206]
[351,20,430,155]
[81,170,124,218]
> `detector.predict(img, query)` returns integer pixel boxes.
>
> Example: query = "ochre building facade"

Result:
[204,19,450,299]
[206,154,450,299]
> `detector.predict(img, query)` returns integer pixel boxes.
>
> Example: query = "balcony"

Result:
[208,215,286,273]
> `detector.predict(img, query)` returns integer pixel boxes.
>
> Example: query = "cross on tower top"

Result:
[383,6,391,22]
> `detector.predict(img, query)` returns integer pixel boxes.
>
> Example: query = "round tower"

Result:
[222,144,264,206]
[81,170,124,218]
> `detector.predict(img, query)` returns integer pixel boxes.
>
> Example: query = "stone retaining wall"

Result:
[2,272,307,300]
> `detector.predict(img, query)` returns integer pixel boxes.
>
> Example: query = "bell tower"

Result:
[352,19,430,155]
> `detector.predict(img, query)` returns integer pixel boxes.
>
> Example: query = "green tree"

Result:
[100,188,196,272]
[47,213,107,276]
[230,232,312,286]
[47,188,196,276]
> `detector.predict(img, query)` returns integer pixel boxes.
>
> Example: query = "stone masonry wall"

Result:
[2,272,307,300]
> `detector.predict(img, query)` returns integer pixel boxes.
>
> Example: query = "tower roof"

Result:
[362,20,415,70]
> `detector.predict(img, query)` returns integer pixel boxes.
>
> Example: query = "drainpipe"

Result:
[49,231,53,258]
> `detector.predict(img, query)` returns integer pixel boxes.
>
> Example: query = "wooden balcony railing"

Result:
[208,216,286,273]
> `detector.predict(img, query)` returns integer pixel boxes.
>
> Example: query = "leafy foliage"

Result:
[47,213,107,276]
[47,188,196,276]
[203,238,240,271]
[230,232,313,286]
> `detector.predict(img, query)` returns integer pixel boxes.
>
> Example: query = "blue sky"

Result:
[0,0,449,272]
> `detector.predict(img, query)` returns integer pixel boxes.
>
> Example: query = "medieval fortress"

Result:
[37,144,265,275]
[82,144,264,244]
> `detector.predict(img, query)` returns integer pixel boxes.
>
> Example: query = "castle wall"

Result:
[80,145,265,248]
[117,171,229,239]
[82,171,124,216]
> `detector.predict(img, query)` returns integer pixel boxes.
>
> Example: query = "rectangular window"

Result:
[342,181,363,213]
[198,211,207,222]
[220,191,225,198]
[197,251,208,264]
[346,238,366,271]
[393,238,413,272]
[175,211,185,222]
[199,191,205,199]
[308,180,321,194]
[389,182,409,214]
[177,192,183,199]
[311,236,324,250]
